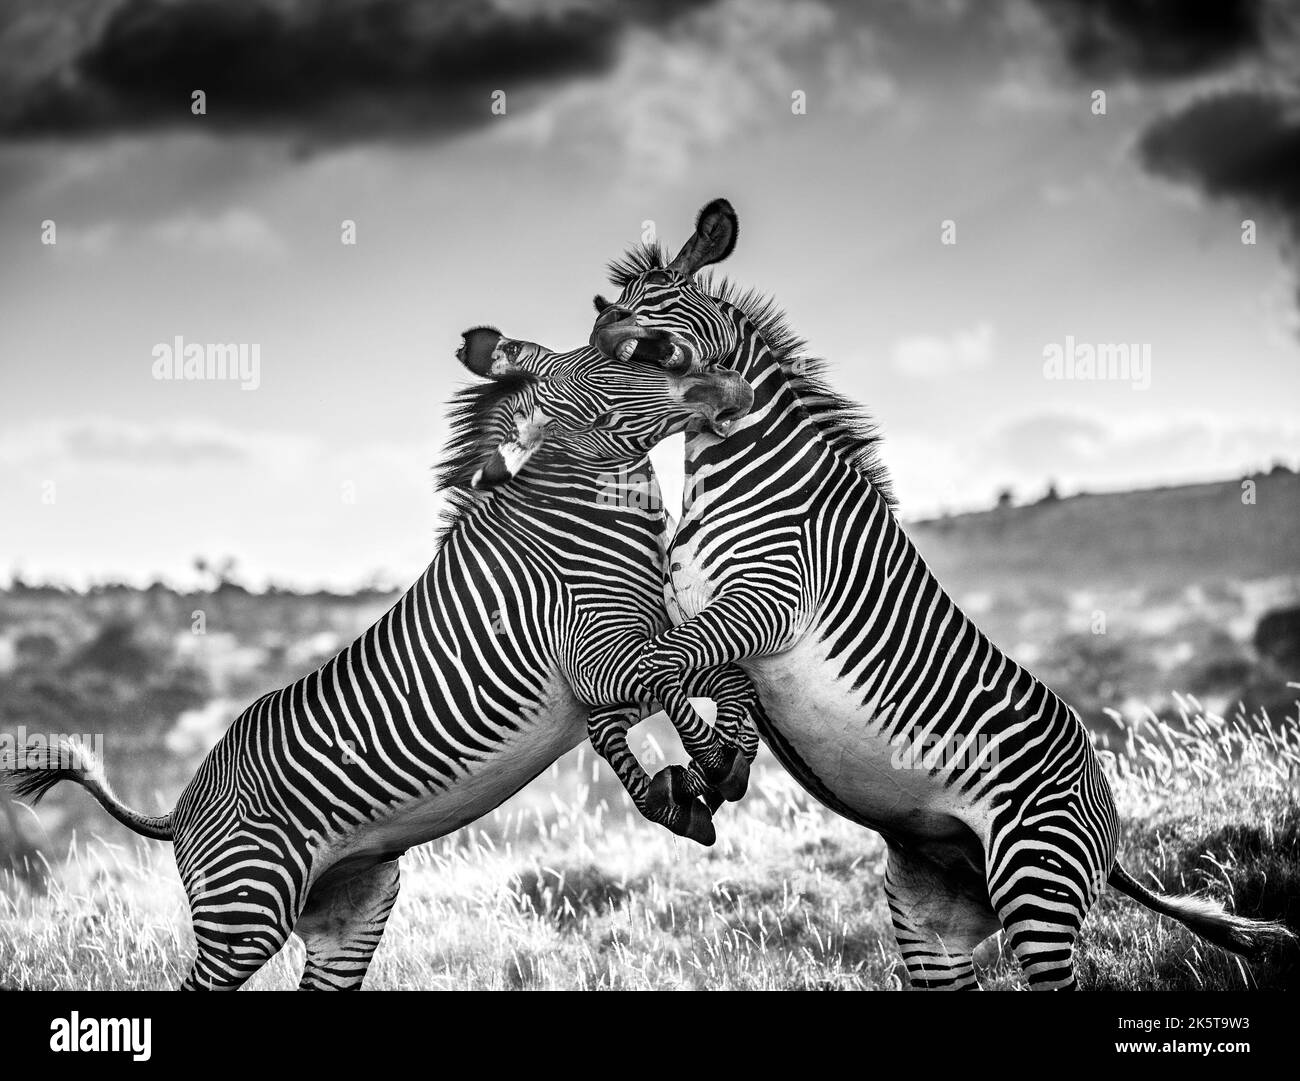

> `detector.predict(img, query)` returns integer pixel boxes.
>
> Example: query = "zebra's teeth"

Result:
[669,345,683,367]
[617,340,637,362]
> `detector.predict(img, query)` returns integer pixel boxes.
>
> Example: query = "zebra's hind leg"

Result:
[180,870,298,990]
[587,703,715,846]
[296,859,401,990]
[986,818,1108,990]
[885,841,1000,990]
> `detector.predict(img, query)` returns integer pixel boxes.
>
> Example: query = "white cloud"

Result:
[0,417,303,470]
[983,64,1072,115]
[147,207,286,258]
[62,220,122,256]
[0,418,438,590]
[55,207,286,259]
[985,411,1300,476]
[1041,173,1106,206]
[891,321,995,378]
[886,408,1300,517]
[498,0,893,181]
[1259,267,1300,347]
[824,28,898,114]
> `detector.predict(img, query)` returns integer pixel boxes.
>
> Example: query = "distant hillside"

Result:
[0,472,1296,863]
[908,473,1300,596]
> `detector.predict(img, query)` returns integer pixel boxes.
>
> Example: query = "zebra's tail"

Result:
[1108,862,1294,959]
[2,735,173,842]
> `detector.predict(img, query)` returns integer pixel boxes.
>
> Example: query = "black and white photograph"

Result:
[0,0,1296,1052]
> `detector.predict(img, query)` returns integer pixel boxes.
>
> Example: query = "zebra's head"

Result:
[592,198,743,374]
[444,326,752,491]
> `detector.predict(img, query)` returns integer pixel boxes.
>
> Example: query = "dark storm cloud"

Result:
[0,0,715,139]
[1139,92,1300,221]
[1031,0,1265,79]
[1032,0,1300,319]
[1139,88,1300,314]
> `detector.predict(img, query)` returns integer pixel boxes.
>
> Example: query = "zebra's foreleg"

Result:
[637,590,796,801]
[653,683,751,804]
[296,859,401,990]
[587,703,716,846]
[677,664,764,811]
[679,664,761,765]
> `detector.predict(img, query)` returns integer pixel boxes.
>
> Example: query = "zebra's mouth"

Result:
[615,338,685,369]
[593,316,694,372]
[606,331,688,369]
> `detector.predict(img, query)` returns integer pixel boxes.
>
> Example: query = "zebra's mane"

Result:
[608,243,896,508]
[433,369,537,547]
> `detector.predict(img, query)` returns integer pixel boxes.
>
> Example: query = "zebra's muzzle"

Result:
[682,370,753,438]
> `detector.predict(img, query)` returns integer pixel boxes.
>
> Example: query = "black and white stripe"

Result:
[7,338,758,990]
[594,199,1290,989]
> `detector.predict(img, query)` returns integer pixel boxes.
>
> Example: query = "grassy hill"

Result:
[898,473,1300,729]
[909,471,1299,595]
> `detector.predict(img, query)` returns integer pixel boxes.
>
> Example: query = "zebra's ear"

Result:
[666,198,738,276]
[457,327,551,379]
[470,409,549,490]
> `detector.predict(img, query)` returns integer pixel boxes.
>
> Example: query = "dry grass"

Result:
[2,699,1296,991]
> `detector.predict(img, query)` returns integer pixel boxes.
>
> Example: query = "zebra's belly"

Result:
[742,634,968,839]
[319,677,588,873]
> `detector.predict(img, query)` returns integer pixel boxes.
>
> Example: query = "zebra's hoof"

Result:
[647,767,716,846]
[679,800,716,846]
[704,744,750,803]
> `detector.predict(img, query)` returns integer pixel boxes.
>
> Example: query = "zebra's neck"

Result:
[681,340,831,517]
[491,452,667,531]
[681,335,1079,740]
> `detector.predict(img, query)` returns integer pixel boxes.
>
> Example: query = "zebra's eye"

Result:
[643,270,675,285]
[590,411,614,430]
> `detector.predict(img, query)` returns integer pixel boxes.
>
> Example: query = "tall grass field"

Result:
[2,700,1296,990]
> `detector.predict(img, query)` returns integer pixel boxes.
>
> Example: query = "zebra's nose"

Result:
[687,371,753,437]
[596,304,637,326]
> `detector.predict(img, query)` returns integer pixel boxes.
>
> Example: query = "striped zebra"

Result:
[587,198,1294,989]
[3,328,755,990]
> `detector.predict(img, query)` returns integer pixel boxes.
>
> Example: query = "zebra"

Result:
[587,198,1294,989]
[3,328,755,990]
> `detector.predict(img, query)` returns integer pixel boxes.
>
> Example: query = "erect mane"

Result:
[433,368,536,546]
[607,244,896,508]
[606,241,670,289]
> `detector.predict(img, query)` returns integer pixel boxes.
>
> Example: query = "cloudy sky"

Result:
[1,0,1297,588]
